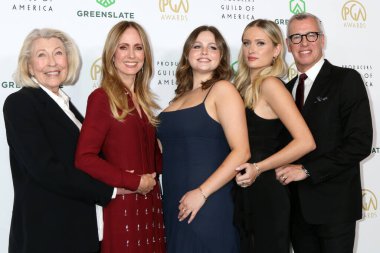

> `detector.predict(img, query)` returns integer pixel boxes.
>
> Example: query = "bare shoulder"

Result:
[211,80,240,97]
[260,76,288,96]
[261,76,285,89]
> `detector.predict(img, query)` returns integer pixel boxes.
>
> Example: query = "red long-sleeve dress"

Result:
[75,88,165,253]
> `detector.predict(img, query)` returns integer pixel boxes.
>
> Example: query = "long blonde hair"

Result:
[101,21,159,125]
[234,19,287,109]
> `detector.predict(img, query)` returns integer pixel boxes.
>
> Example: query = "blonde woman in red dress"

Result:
[75,21,165,253]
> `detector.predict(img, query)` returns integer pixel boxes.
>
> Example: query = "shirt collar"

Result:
[298,57,325,84]
[38,83,70,108]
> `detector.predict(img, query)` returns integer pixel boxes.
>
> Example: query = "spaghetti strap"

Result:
[203,84,215,103]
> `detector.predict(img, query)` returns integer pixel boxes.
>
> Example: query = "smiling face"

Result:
[242,26,281,73]
[188,31,221,75]
[113,27,145,84]
[287,16,324,72]
[28,37,68,94]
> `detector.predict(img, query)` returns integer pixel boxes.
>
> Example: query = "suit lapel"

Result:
[286,77,297,93]
[302,60,334,116]
[32,88,81,133]
[69,102,84,123]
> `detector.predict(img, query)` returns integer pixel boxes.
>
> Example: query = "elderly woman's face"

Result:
[28,37,68,94]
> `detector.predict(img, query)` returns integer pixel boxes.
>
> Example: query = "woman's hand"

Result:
[178,188,206,223]
[136,172,157,195]
[235,163,259,188]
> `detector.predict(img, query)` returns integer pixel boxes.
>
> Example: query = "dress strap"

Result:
[203,84,215,103]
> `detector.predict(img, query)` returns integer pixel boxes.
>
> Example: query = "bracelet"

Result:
[301,165,310,177]
[198,187,207,201]
[253,163,261,176]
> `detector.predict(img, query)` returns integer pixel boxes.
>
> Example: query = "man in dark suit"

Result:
[275,13,373,253]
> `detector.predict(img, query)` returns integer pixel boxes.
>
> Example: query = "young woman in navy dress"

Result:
[157,26,250,253]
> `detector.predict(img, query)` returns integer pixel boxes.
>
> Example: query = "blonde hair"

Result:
[14,28,81,87]
[100,21,159,125]
[174,25,233,101]
[234,19,287,109]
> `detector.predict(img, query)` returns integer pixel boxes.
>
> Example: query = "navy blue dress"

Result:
[157,94,239,253]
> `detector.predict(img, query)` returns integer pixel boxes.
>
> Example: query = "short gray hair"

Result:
[287,12,324,37]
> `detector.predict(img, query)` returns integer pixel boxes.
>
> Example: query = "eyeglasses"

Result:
[288,32,323,44]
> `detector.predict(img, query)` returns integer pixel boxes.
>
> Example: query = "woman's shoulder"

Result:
[261,76,286,91]
[212,80,237,93]
[86,87,110,108]
[88,87,108,100]
[261,76,290,99]
[3,87,40,115]
[90,87,106,96]
[5,87,37,105]
[261,76,285,86]
[209,80,242,103]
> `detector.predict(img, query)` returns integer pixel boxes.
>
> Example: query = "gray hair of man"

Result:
[13,28,82,88]
[286,12,325,37]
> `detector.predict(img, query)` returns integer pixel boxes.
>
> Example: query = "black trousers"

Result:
[291,215,356,253]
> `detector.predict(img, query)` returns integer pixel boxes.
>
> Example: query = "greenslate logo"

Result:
[97,0,115,8]
[289,0,306,14]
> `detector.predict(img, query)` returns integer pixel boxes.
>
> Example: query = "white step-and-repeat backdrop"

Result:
[0,0,378,252]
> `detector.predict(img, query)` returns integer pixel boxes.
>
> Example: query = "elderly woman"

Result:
[3,28,118,253]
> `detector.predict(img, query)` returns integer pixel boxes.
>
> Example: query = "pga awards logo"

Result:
[341,0,366,28]
[90,57,102,89]
[362,189,377,219]
[159,0,189,21]
[287,62,298,82]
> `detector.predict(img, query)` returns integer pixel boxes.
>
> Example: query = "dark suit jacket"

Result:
[3,87,113,253]
[286,60,373,224]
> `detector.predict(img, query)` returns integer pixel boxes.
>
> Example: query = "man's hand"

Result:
[275,164,308,185]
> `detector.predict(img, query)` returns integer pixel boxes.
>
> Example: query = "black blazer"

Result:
[3,87,113,253]
[286,60,373,224]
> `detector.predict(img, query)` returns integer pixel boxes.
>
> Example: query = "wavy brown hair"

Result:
[174,25,233,100]
[234,19,287,109]
[101,21,159,125]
